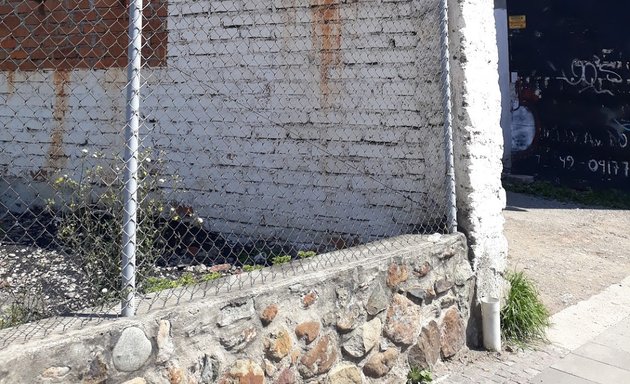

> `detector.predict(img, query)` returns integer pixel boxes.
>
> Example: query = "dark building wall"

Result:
[507,0,630,188]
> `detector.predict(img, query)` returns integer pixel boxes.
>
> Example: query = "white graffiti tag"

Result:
[558,55,623,95]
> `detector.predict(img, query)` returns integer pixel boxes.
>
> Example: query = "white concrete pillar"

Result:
[448,0,508,301]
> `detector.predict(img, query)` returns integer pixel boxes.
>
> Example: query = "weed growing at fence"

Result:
[48,150,180,303]
[271,255,292,265]
[501,271,550,344]
[0,304,31,330]
[0,289,47,330]
[243,265,263,272]
[143,272,222,293]
[297,250,317,259]
[200,272,222,282]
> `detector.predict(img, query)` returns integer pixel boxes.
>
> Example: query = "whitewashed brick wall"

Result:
[0,0,449,244]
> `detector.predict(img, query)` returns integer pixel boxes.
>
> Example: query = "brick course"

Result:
[0,0,167,70]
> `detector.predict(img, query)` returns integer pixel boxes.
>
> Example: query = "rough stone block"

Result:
[217,299,255,327]
[363,348,399,378]
[328,363,362,384]
[299,334,339,378]
[260,304,278,326]
[219,360,264,384]
[440,307,466,359]
[295,321,321,344]
[384,294,422,345]
[408,320,441,370]
[365,283,389,316]
[264,327,293,362]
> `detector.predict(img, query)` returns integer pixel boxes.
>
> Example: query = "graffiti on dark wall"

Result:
[507,0,630,188]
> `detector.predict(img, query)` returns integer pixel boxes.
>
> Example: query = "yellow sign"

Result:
[509,15,526,29]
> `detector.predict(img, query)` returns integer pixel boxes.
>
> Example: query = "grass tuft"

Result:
[501,271,550,344]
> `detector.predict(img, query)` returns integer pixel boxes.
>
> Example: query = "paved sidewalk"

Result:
[436,275,630,383]
[533,315,630,383]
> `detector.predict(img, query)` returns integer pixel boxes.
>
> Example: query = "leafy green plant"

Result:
[242,264,263,272]
[501,271,550,344]
[297,250,316,259]
[407,367,432,384]
[271,255,291,265]
[48,150,181,302]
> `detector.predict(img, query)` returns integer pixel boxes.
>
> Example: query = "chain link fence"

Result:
[0,0,455,344]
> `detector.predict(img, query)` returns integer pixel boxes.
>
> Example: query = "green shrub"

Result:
[49,150,179,302]
[501,271,550,343]
[407,367,432,384]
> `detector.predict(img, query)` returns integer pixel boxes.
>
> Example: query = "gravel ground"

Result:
[0,244,90,316]
[0,212,318,321]
[504,191,630,314]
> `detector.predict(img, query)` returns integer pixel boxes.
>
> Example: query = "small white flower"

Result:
[196,217,203,224]
[101,288,108,293]
[145,157,152,163]
[170,207,175,212]
[81,149,89,154]
[92,153,98,158]
[115,167,121,171]
[158,178,165,183]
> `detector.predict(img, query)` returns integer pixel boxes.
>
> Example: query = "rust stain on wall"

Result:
[311,0,342,106]
[43,70,70,174]
[5,70,15,94]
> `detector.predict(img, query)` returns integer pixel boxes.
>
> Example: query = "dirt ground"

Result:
[504,191,630,314]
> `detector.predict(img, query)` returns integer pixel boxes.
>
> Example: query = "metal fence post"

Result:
[121,0,143,317]
[439,0,458,233]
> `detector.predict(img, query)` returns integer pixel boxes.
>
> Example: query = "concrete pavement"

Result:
[533,317,630,383]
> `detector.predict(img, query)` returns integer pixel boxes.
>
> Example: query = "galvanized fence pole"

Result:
[439,0,458,233]
[121,0,143,317]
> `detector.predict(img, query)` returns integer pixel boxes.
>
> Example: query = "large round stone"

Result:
[112,327,153,372]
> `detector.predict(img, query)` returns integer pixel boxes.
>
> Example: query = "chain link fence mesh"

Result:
[0,0,454,345]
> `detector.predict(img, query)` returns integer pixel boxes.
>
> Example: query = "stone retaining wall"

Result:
[0,233,473,384]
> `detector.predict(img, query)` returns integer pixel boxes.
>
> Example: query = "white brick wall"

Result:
[0,0,450,245]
